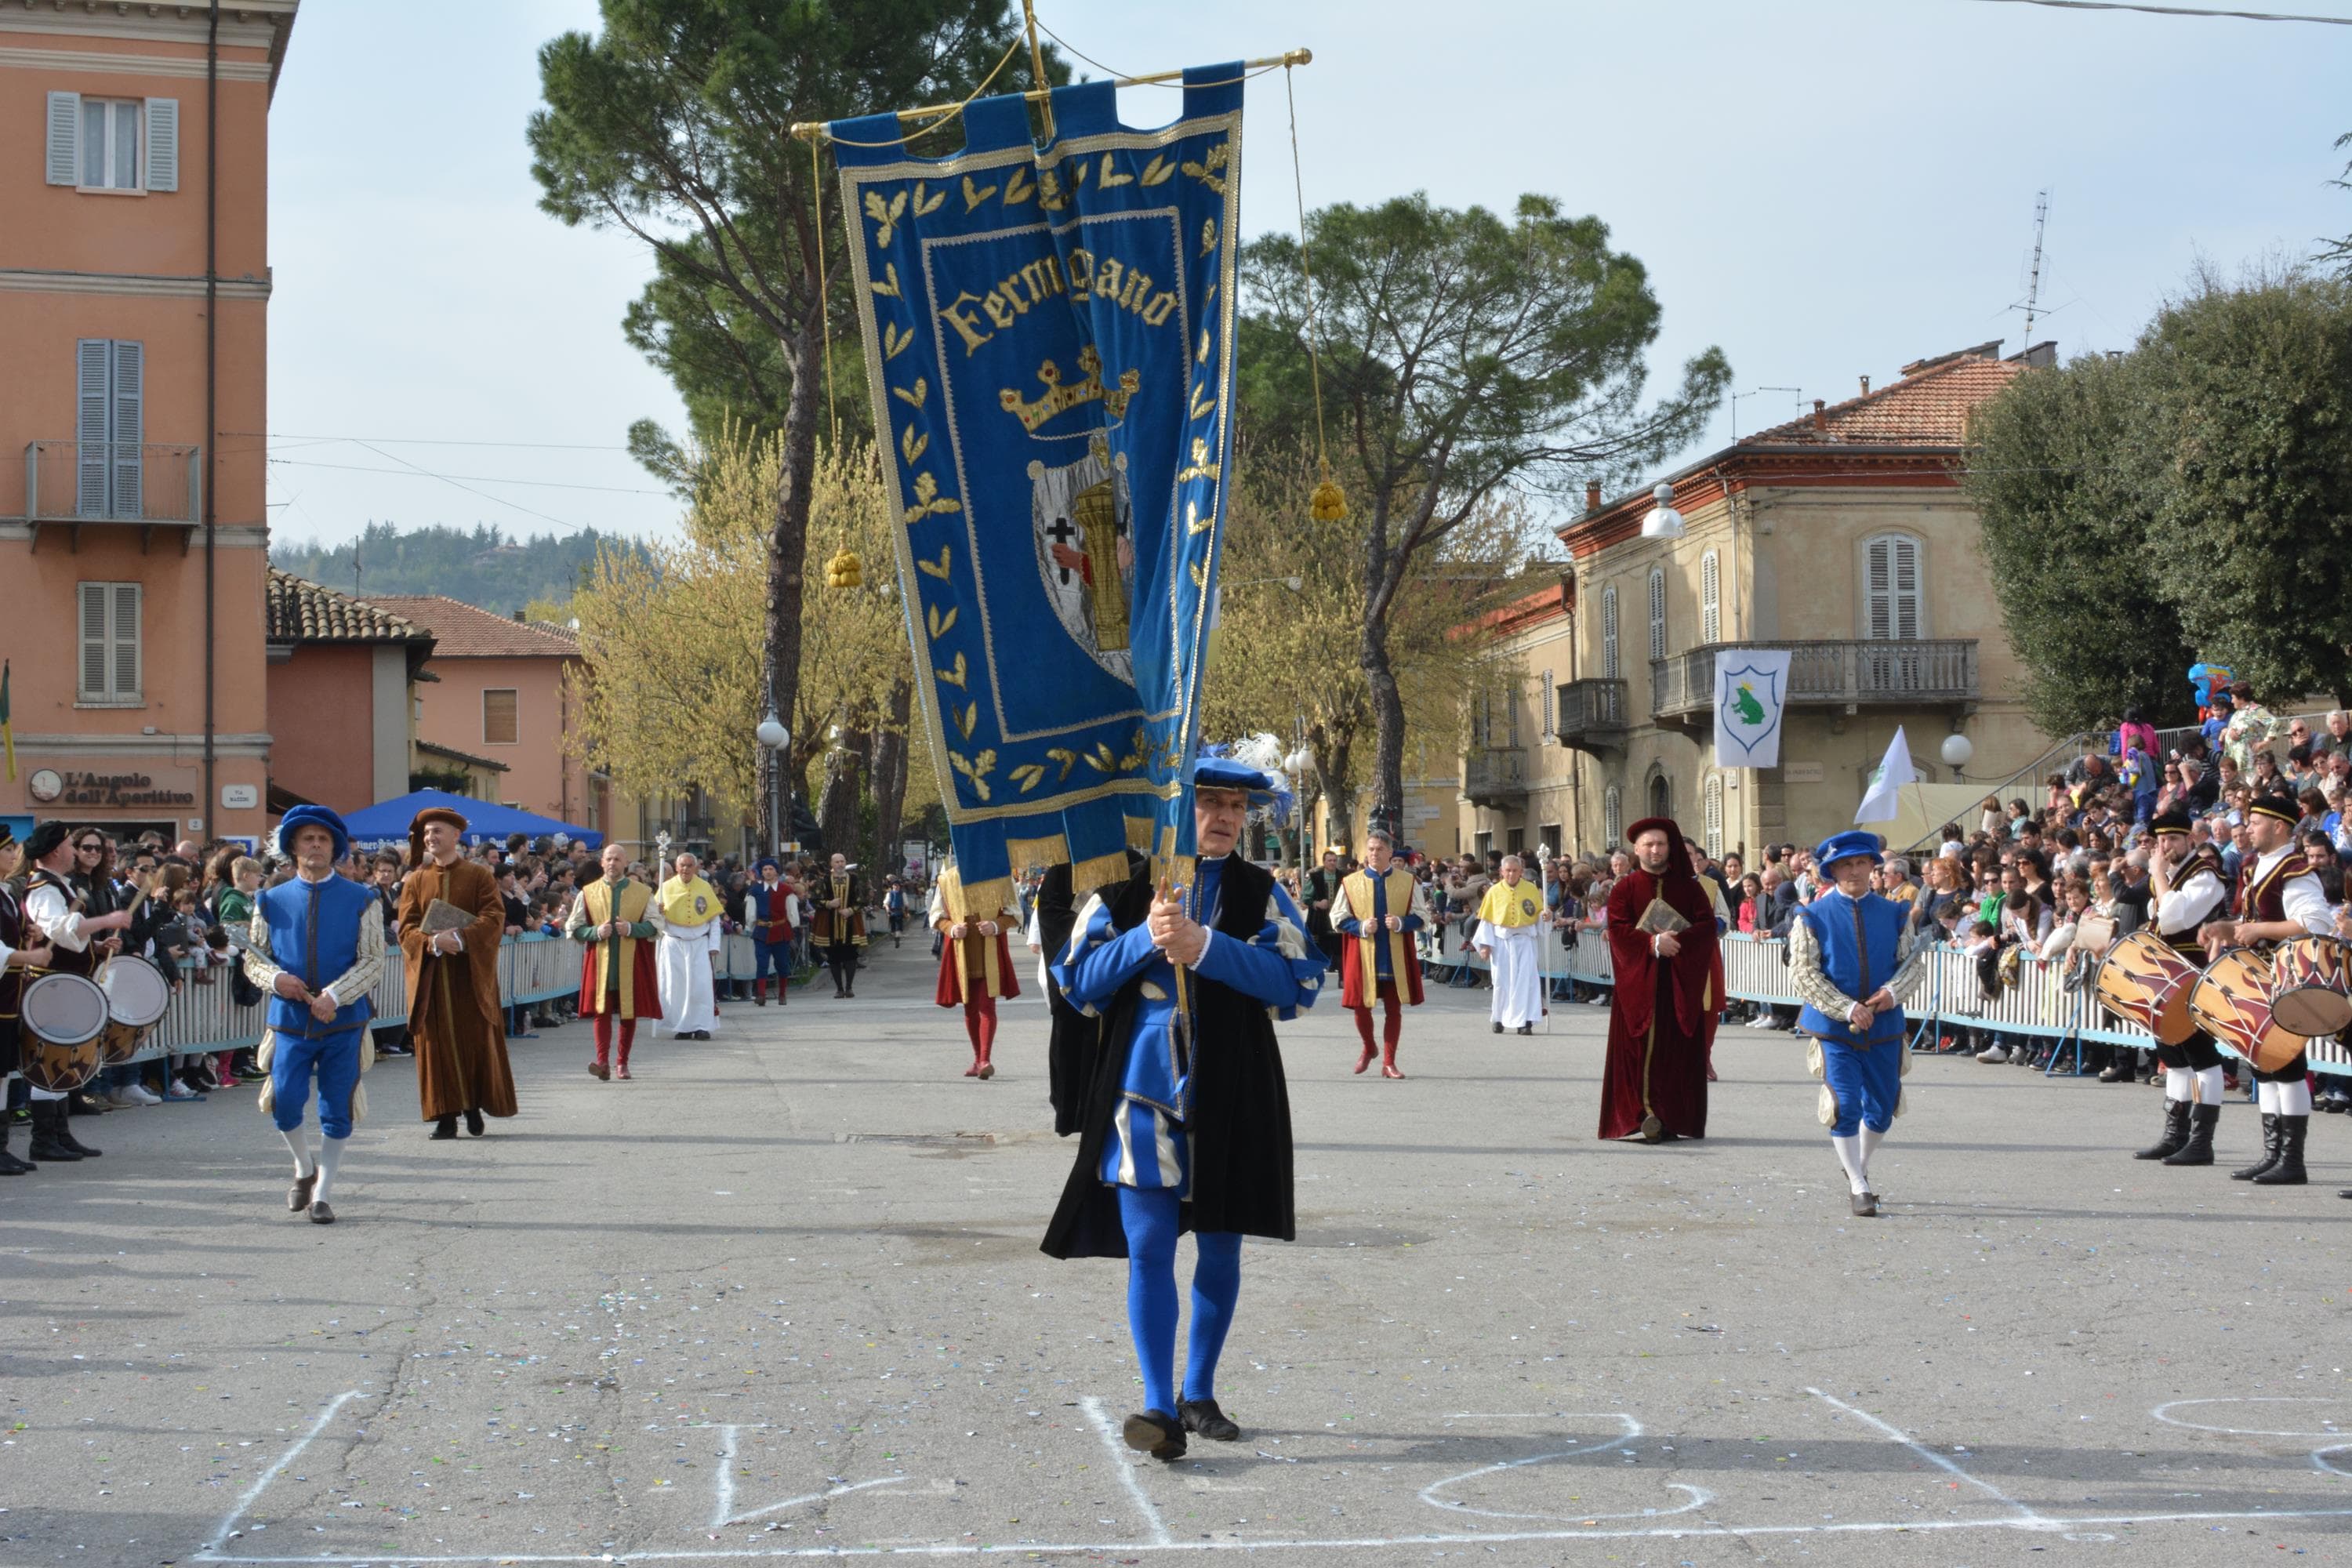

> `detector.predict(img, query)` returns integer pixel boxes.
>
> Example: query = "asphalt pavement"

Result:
[3,932,2350,1566]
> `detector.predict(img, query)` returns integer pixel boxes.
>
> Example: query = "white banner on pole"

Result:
[1713,648,1792,768]
[1857,726,1918,823]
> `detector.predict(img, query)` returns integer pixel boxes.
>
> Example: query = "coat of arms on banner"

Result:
[1029,435,1134,683]
[1714,649,1791,768]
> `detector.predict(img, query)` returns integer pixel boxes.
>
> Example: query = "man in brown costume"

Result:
[394,806,517,1138]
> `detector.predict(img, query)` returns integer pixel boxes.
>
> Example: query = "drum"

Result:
[20,971,111,1093]
[2188,948,2305,1073]
[2093,930,2201,1044]
[96,954,171,1065]
[2270,936,2352,1039]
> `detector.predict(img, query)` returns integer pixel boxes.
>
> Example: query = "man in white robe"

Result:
[653,852,723,1040]
[1474,855,1548,1035]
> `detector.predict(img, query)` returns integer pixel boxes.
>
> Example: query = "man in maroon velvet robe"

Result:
[1599,816,1722,1142]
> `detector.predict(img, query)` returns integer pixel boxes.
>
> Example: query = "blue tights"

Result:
[1116,1186,1243,1417]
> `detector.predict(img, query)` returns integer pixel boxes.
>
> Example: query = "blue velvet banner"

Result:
[831,67,1244,902]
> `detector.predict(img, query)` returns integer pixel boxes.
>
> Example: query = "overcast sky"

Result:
[263,0,2352,549]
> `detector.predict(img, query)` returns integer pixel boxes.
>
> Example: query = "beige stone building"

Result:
[1458,340,2058,862]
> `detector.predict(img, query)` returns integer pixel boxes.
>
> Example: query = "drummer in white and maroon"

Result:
[0,826,58,1174]
[2137,809,2230,1167]
[245,804,386,1224]
[17,822,129,1163]
[2197,791,2332,1185]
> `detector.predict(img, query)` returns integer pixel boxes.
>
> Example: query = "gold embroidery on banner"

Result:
[899,423,928,463]
[1189,383,1217,421]
[1142,153,1178,187]
[1009,763,1047,793]
[1073,159,1089,187]
[1096,152,1132,188]
[1003,167,1034,205]
[1196,328,1211,365]
[960,174,998,212]
[891,376,928,409]
[948,748,997,801]
[1185,501,1211,535]
[915,545,953,580]
[926,603,959,637]
[869,261,902,298]
[1046,747,1080,782]
[1083,741,1119,773]
[911,180,945,217]
[999,346,1140,433]
[1200,218,1218,256]
[904,471,960,526]
[1175,437,1220,482]
[1189,561,1208,590]
[881,321,914,360]
[1181,139,1229,194]
[864,189,908,247]
[1037,169,1067,212]
[955,702,978,740]
[935,652,967,688]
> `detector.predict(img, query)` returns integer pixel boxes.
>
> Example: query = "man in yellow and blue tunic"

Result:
[1473,855,1548,1035]
[1330,829,1426,1077]
[568,842,661,1079]
[1043,758,1323,1462]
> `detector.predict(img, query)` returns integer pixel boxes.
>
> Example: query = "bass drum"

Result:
[2092,930,2200,1044]
[20,971,111,1093]
[2188,948,2304,1074]
[2270,935,2352,1040]
[97,954,172,1065]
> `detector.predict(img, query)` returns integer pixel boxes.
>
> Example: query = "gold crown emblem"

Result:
[998,344,1141,434]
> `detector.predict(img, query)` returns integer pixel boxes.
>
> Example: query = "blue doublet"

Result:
[256,875,374,1138]
[1795,888,1907,1137]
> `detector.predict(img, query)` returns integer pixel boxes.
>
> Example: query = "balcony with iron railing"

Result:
[21,441,204,551]
[1552,677,1631,753]
[1463,746,1529,808]
[1650,639,1980,725]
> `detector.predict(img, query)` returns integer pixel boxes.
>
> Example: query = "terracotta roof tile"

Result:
[1746,347,2025,448]
[368,595,583,659]
[265,568,431,644]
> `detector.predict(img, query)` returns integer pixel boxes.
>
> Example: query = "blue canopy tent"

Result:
[336,788,603,851]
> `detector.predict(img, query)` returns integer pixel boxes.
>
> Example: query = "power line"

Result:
[1966,0,2352,23]
[265,456,672,496]
[228,430,639,452]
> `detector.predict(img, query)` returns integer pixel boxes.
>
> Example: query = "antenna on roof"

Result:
[2012,189,2049,349]
[1729,386,1801,441]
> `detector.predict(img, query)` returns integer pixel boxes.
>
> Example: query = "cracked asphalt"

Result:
[3,935,2350,1566]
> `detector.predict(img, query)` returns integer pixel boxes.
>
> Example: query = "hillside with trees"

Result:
[270,522,646,618]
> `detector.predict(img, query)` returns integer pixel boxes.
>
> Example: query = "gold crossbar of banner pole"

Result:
[789,48,1312,141]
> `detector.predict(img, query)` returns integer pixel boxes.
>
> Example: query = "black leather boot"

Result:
[0,1114,33,1174]
[2162,1103,2219,1166]
[2231,1113,2281,1181]
[31,1102,90,1161]
[2134,1101,2190,1160]
[2252,1116,2308,1185]
[430,1115,458,1140]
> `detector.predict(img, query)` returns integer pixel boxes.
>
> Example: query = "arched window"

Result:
[1700,550,1720,644]
[1602,784,1622,847]
[1600,586,1620,680]
[1647,770,1671,822]
[1703,771,1724,858]
[1648,568,1667,662]
[1864,532,1922,641]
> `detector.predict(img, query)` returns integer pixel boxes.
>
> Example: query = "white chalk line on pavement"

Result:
[2153,1396,2352,1437]
[1417,1411,1714,1524]
[194,1387,368,1558]
[709,1425,739,1532]
[1080,1393,1174,1547]
[721,1477,909,1528]
[1806,1385,2050,1526]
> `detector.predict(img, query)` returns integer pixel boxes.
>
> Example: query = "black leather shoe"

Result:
[309,1200,336,1225]
[464,1109,485,1136]
[1491,1022,1503,1034]
[1850,1191,1879,1218]
[1121,1409,1186,1460]
[430,1116,458,1140]
[289,1171,318,1213]
[1178,1398,1241,1442]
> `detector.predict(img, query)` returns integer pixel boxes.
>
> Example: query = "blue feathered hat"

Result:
[1192,755,1277,805]
[1813,829,1884,873]
[275,804,351,862]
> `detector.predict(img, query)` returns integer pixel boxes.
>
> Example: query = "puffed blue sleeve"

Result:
[1191,882,1323,1018]
[1052,892,1158,1014]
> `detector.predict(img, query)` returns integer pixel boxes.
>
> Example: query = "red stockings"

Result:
[592,1013,637,1069]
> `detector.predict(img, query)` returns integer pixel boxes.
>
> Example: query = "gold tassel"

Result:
[826,547,865,589]
[1309,458,1347,522]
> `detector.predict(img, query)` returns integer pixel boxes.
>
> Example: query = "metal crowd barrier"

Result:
[1418,928,2350,1078]
[129,930,784,1062]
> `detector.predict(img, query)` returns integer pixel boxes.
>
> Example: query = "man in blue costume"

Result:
[244,805,384,1225]
[1044,758,1324,1460]
[1787,829,1928,1218]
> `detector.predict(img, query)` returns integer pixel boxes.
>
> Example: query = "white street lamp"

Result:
[1639,481,1685,542]
[757,714,792,855]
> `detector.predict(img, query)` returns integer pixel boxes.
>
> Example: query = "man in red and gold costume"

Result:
[1329,829,1425,1079]
[929,861,1020,1080]
[567,842,660,1080]
[1599,817,1722,1142]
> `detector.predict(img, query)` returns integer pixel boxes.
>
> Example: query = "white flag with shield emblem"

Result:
[1713,649,1791,768]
